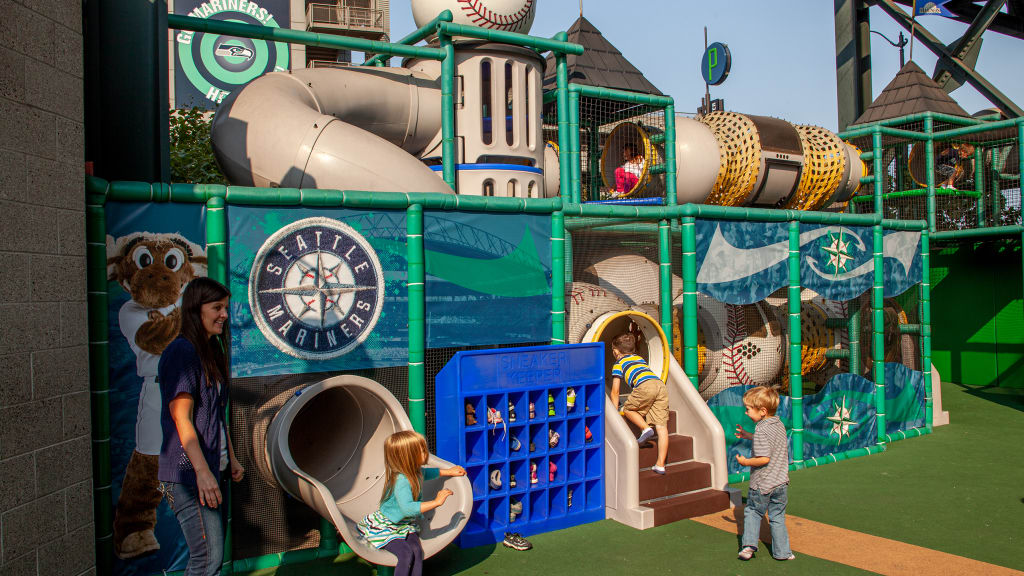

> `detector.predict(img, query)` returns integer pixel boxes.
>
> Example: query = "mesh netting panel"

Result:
[848,123,1023,230]
[544,96,668,202]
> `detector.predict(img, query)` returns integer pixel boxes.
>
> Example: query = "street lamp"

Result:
[870,29,908,68]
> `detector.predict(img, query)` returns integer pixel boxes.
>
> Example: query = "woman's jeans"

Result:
[741,483,792,559]
[164,481,226,576]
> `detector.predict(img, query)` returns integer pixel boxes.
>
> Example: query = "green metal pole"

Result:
[87,181,113,576]
[206,196,228,285]
[924,116,936,233]
[169,14,445,60]
[872,128,887,446]
[569,88,581,204]
[920,228,933,432]
[848,300,861,374]
[362,9,453,66]
[1018,123,1024,198]
[659,220,673,354]
[407,204,426,434]
[664,105,677,207]
[991,162,1002,225]
[555,32,570,200]
[551,212,566,344]
[681,216,698,385]
[788,220,804,466]
[203,196,235,574]
[586,121,602,201]
[974,146,985,227]
[439,33,456,191]
[436,22,583,55]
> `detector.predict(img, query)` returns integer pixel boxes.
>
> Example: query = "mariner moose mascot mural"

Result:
[106,232,207,559]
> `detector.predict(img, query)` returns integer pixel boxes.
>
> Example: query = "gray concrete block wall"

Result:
[0,0,93,575]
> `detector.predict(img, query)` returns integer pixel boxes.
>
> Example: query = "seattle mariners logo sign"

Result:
[174,0,290,107]
[249,217,384,360]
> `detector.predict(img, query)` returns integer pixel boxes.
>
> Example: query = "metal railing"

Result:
[306,4,385,32]
[308,59,354,69]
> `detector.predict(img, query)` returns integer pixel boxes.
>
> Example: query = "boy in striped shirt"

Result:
[609,333,669,474]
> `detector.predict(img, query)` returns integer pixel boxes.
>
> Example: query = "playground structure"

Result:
[84,4,1024,575]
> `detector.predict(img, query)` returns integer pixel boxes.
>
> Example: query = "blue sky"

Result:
[386,1,1023,131]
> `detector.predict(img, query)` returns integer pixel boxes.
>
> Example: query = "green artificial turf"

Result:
[739,380,1024,571]
[238,381,1023,575]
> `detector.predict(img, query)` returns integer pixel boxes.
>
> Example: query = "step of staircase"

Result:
[638,461,711,501]
[642,489,733,525]
[638,434,693,469]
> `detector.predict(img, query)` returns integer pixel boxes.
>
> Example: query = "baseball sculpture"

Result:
[412,0,536,34]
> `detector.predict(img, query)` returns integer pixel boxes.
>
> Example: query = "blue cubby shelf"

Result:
[436,343,606,548]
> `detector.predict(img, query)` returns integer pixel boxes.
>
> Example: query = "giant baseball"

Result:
[412,0,536,34]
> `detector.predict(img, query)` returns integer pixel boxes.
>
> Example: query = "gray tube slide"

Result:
[265,375,471,566]
[211,67,453,194]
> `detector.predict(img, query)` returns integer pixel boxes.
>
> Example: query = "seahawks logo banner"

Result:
[104,203,207,575]
[173,0,290,108]
[694,220,923,305]
[229,207,552,378]
[709,363,925,475]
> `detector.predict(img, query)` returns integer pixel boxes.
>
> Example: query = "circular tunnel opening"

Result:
[285,383,395,501]
[584,310,669,397]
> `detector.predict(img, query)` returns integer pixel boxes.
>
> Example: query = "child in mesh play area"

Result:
[734,386,795,561]
[609,332,669,473]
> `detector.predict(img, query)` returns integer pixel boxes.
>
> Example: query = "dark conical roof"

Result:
[851,61,969,126]
[542,16,662,95]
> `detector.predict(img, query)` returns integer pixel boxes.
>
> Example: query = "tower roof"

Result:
[543,16,662,95]
[851,61,969,127]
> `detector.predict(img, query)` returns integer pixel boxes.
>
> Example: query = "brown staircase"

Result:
[625,410,731,526]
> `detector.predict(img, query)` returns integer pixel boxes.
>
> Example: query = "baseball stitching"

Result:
[457,0,535,31]
[722,305,754,386]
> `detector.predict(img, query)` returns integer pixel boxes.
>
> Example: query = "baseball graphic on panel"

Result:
[412,0,536,34]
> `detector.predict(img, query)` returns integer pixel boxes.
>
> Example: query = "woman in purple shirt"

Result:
[158,277,244,576]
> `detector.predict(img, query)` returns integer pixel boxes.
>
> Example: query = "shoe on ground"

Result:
[774,553,796,561]
[652,465,666,475]
[503,532,532,551]
[737,547,755,561]
[637,427,655,444]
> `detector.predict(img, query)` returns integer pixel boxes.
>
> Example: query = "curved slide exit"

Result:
[265,375,471,566]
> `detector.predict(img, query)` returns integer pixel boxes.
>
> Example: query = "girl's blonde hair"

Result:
[381,430,429,503]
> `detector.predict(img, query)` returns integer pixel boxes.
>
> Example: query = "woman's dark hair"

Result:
[181,277,231,387]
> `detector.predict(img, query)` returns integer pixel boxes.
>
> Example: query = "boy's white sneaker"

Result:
[737,547,755,561]
[637,427,655,444]
[652,465,666,475]
[774,553,796,561]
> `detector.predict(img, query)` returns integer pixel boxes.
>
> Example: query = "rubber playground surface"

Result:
[244,381,1024,575]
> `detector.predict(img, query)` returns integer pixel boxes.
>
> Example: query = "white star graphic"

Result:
[821,230,853,277]
[825,395,858,444]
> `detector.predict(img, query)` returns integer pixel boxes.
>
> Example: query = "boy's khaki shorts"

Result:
[622,379,669,426]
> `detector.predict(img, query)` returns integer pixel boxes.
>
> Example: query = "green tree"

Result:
[169,107,228,184]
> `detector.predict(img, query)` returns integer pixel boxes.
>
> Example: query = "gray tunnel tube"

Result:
[211,67,453,194]
[265,375,471,566]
